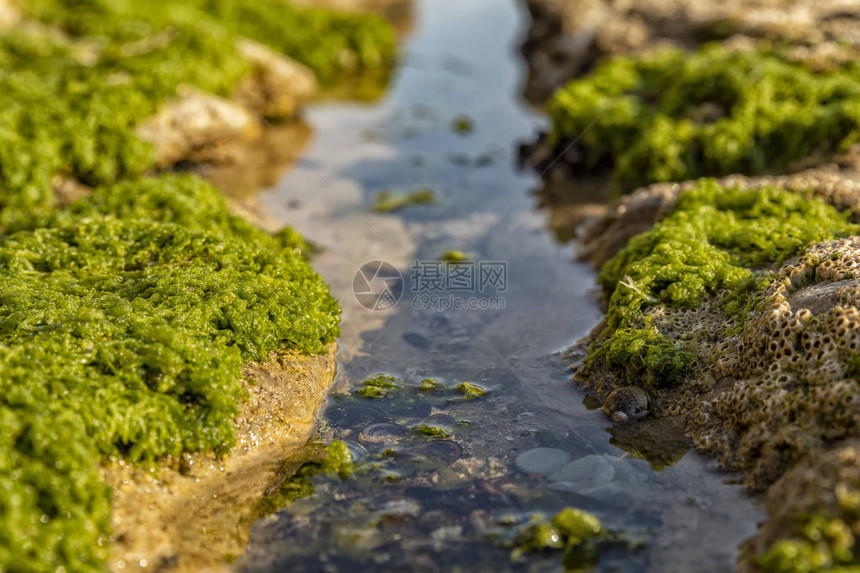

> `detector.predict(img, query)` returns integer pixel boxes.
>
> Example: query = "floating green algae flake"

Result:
[373,188,435,213]
[456,381,487,399]
[548,45,860,193]
[586,180,859,387]
[354,374,400,398]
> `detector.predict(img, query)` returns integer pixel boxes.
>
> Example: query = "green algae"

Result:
[25,0,396,84]
[755,515,859,573]
[456,381,487,399]
[585,180,858,387]
[0,175,340,572]
[354,374,399,398]
[0,1,393,569]
[547,45,860,194]
[372,188,435,213]
[419,377,439,391]
[0,0,395,229]
[440,250,469,263]
[511,508,604,567]
[412,424,450,439]
[451,115,474,135]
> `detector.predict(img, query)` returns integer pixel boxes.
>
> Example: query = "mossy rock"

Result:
[547,45,860,194]
[584,179,858,388]
[0,175,340,572]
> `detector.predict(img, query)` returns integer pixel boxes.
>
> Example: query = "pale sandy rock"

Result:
[235,39,318,120]
[136,90,261,167]
[0,0,20,29]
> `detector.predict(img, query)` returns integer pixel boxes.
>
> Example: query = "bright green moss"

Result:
[548,45,860,193]
[456,381,487,399]
[0,0,395,229]
[587,180,858,387]
[755,516,858,572]
[183,0,396,84]
[0,400,110,572]
[0,175,340,572]
[25,0,396,84]
[55,174,314,256]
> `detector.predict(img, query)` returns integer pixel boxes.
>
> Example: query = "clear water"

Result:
[240,0,764,570]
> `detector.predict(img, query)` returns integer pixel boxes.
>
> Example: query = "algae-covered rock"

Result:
[0,175,341,573]
[0,0,397,230]
[573,175,860,568]
[542,46,860,194]
[578,179,858,395]
[741,441,860,572]
[578,166,860,269]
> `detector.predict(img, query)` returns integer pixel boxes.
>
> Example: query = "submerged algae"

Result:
[412,424,450,438]
[755,515,858,573]
[354,374,400,398]
[511,508,604,570]
[584,180,858,388]
[252,441,354,521]
[456,381,488,399]
[547,45,860,194]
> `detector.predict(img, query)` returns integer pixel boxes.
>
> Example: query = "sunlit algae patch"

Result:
[583,179,858,388]
[547,45,860,194]
[0,0,395,230]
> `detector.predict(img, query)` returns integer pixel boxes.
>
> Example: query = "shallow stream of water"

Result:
[239,1,764,570]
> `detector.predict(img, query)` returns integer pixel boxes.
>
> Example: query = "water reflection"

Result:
[244,0,764,570]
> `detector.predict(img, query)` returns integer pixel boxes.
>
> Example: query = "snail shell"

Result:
[600,386,650,424]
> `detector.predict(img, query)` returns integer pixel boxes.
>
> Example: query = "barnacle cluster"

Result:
[689,238,860,492]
